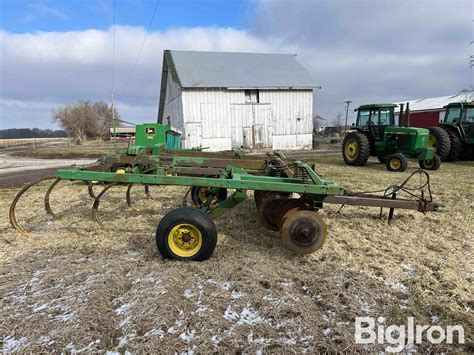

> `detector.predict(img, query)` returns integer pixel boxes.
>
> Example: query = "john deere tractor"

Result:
[428,102,474,161]
[342,103,440,172]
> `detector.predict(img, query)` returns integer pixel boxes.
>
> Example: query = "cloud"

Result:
[0,26,290,128]
[0,0,472,129]
[23,3,69,22]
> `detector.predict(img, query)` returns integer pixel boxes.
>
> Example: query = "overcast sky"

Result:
[0,0,472,129]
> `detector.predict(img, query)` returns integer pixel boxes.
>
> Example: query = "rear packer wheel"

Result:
[257,192,290,231]
[385,153,408,172]
[280,209,327,254]
[342,131,371,166]
[156,207,217,261]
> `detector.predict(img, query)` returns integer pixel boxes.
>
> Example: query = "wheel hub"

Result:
[168,224,202,256]
[345,139,359,160]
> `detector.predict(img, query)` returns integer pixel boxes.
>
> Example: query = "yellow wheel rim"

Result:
[424,160,434,168]
[344,139,359,160]
[198,187,218,206]
[428,134,437,148]
[168,223,202,257]
[389,159,401,170]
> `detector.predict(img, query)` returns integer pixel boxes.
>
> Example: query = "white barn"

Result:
[157,50,316,151]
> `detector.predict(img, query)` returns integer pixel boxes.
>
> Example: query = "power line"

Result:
[119,0,161,95]
[112,0,116,93]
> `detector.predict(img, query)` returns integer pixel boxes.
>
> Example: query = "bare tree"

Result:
[332,112,343,134]
[52,101,120,143]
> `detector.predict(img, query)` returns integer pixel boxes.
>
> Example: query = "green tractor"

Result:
[342,103,440,172]
[428,102,474,161]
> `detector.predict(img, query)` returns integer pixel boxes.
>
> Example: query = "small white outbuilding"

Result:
[157,50,316,151]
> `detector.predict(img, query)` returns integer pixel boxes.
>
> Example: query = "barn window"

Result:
[245,89,260,103]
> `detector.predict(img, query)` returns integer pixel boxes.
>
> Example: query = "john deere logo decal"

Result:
[146,127,155,135]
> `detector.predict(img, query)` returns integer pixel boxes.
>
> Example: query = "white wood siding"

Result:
[179,88,313,150]
[259,89,313,150]
[162,73,184,132]
[182,89,245,150]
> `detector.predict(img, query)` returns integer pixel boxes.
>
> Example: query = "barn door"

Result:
[242,127,252,148]
[184,122,202,149]
[253,105,272,148]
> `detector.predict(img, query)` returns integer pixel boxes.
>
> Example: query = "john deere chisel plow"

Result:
[9,148,443,261]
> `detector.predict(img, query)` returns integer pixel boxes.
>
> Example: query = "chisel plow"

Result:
[9,150,443,261]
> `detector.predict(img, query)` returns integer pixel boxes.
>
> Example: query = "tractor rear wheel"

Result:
[419,154,441,170]
[156,207,217,261]
[385,153,408,172]
[280,209,327,254]
[427,127,451,161]
[342,132,371,166]
[445,130,463,162]
[257,192,290,231]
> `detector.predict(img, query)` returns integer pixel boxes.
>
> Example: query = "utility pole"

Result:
[344,100,352,132]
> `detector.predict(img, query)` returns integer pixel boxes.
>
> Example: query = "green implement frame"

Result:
[9,149,443,261]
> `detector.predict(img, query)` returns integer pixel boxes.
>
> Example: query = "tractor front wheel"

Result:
[385,153,408,172]
[280,209,327,254]
[419,154,441,170]
[342,132,371,166]
[156,207,217,261]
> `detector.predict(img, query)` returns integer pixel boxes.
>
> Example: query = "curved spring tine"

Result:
[9,176,56,237]
[181,187,193,207]
[126,183,136,209]
[44,178,61,220]
[92,183,118,229]
[144,184,151,198]
[87,181,96,198]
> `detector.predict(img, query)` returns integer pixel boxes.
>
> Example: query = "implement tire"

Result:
[445,130,463,162]
[427,127,451,161]
[342,132,370,166]
[156,207,217,261]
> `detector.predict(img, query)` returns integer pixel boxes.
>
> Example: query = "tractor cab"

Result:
[354,104,396,141]
[442,102,474,141]
[433,102,474,160]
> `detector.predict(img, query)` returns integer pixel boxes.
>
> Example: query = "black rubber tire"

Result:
[427,127,451,161]
[419,154,441,170]
[191,186,227,208]
[385,153,408,172]
[156,207,217,261]
[342,132,371,166]
[445,130,463,162]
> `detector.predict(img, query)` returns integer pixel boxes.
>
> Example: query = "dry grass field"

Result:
[0,156,472,352]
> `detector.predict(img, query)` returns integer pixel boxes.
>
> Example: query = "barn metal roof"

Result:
[166,50,316,89]
[394,90,473,112]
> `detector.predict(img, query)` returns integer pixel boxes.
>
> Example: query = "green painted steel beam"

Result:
[56,169,345,196]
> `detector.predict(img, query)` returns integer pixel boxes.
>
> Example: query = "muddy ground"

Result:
[0,156,472,352]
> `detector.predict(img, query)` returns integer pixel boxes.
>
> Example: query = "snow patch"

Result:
[2,336,29,352]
